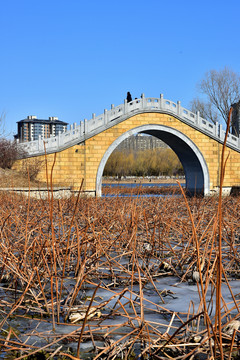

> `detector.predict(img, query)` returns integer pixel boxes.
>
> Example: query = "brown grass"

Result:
[0,192,239,359]
[0,167,46,188]
[102,184,183,196]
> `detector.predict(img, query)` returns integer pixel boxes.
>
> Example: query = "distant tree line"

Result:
[103,148,184,178]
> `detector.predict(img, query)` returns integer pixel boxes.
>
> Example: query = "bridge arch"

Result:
[96,124,210,197]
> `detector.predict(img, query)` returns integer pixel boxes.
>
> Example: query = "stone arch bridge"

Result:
[15,94,240,196]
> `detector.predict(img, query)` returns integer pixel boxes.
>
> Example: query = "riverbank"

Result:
[103,176,185,184]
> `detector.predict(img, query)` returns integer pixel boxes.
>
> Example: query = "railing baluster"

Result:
[124,99,127,114]
[104,109,108,124]
[196,111,199,125]
[84,119,87,134]
[177,101,181,116]
[160,94,163,108]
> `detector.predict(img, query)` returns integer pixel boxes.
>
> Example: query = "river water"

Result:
[1,269,240,358]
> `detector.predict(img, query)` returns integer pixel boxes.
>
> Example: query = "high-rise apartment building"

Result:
[116,134,168,151]
[15,116,68,142]
[231,101,240,137]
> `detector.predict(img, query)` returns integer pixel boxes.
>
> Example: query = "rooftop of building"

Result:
[17,116,68,126]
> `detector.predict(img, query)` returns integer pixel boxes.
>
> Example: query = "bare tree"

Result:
[0,113,27,169]
[0,112,6,137]
[190,98,219,124]
[20,158,43,181]
[0,139,20,169]
[190,67,240,125]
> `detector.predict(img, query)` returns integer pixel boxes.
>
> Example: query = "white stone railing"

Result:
[18,94,240,157]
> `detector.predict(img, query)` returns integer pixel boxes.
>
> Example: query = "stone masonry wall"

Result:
[13,113,240,194]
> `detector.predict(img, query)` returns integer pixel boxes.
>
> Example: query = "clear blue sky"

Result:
[1,0,240,137]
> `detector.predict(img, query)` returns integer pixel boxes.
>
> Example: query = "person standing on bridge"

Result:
[127,92,132,103]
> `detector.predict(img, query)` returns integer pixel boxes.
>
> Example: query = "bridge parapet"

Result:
[18,94,240,157]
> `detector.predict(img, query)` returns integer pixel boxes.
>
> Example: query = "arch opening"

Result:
[96,125,210,197]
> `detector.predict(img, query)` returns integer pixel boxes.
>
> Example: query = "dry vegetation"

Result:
[0,167,46,188]
[0,190,240,359]
[102,184,183,196]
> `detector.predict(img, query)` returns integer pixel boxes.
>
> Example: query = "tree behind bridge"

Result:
[0,113,26,169]
[103,148,183,178]
[190,66,240,126]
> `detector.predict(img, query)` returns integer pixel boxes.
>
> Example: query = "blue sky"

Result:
[1,0,240,137]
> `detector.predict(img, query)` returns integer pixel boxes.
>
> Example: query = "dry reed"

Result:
[0,124,240,358]
[0,192,239,359]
